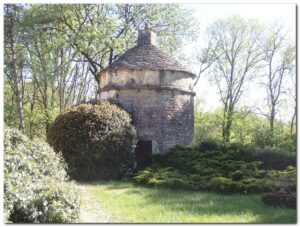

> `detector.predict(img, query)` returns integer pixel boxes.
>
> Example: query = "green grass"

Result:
[79,181,296,223]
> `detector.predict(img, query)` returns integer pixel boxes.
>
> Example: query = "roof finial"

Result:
[137,23,157,46]
[145,23,149,30]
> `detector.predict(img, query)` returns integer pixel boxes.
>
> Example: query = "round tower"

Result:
[97,26,196,161]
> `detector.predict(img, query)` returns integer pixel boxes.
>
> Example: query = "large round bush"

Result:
[4,128,80,223]
[47,101,136,181]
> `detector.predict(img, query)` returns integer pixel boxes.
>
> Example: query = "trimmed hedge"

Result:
[47,101,136,181]
[4,128,80,223]
[134,145,296,194]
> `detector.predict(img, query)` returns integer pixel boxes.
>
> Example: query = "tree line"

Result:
[194,16,295,148]
[4,4,296,150]
[4,4,197,138]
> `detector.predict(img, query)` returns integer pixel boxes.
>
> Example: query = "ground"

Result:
[78,181,296,223]
[79,184,113,223]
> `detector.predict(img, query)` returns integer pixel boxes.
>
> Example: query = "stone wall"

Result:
[99,69,195,153]
[99,68,194,93]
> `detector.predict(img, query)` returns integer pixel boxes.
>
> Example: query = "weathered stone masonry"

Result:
[97,27,196,154]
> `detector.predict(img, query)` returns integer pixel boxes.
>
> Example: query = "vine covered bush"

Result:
[47,101,136,181]
[134,145,296,194]
[4,128,80,223]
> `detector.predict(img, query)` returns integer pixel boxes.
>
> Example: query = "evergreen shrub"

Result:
[47,101,136,181]
[198,140,296,170]
[134,145,296,194]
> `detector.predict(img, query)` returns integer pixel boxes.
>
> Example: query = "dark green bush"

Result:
[4,128,79,223]
[47,101,136,181]
[134,145,295,194]
[197,139,296,170]
[231,170,244,181]
[134,166,192,190]
[197,138,224,151]
[209,177,233,193]
[240,148,296,170]
[267,166,296,192]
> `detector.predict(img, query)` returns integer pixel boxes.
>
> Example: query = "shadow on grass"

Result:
[95,180,296,223]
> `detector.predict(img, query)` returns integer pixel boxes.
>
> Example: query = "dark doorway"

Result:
[135,140,152,170]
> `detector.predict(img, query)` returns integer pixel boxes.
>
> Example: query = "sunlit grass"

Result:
[80,181,296,223]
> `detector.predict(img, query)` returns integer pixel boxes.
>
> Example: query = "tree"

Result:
[4,4,26,132]
[289,72,296,134]
[205,16,263,142]
[50,4,197,80]
[4,3,198,138]
[260,24,295,136]
[193,38,218,87]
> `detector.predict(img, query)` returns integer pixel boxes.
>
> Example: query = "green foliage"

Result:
[267,166,296,191]
[4,127,80,223]
[231,170,243,181]
[134,145,296,194]
[196,139,296,170]
[238,147,296,170]
[4,4,199,140]
[194,106,223,143]
[134,166,191,189]
[4,83,19,129]
[194,104,296,153]
[47,101,137,181]
[197,138,224,151]
[4,82,60,139]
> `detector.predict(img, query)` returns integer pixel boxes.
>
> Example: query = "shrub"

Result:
[134,145,293,194]
[267,166,296,192]
[197,138,224,151]
[4,128,80,223]
[209,177,234,193]
[231,170,244,181]
[134,166,192,190]
[240,148,296,170]
[197,139,296,170]
[47,101,136,181]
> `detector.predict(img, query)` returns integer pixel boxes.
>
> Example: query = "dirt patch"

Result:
[78,184,113,223]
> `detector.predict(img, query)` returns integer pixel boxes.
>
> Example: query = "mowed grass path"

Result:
[78,181,296,223]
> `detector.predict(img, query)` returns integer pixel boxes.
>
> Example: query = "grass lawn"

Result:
[78,181,296,223]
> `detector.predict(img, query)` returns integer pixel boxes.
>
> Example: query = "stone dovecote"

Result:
[97,26,196,154]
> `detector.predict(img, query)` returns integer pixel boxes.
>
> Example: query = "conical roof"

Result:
[102,28,195,77]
